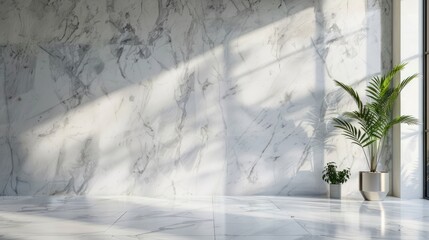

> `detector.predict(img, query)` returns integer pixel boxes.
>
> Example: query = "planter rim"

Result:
[359,171,389,173]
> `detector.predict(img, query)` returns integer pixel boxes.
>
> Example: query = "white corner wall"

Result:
[392,0,424,199]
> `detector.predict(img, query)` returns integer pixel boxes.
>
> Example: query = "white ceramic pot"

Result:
[330,184,341,199]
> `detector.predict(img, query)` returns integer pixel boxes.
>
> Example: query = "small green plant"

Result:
[322,162,351,184]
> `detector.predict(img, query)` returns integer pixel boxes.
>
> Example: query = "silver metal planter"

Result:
[329,184,341,199]
[359,171,389,201]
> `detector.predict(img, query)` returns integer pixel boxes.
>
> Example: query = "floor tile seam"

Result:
[134,231,218,236]
[212,234,315,237]
[267,197,281,210]
[276,209,313,235]
[2,234,220,237]
[104,210,128,232]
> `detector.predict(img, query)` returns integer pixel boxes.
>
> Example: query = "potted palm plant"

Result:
[322,162,351,199]
[332,63,418,201]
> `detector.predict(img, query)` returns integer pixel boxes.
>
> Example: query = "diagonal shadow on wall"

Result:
[0,0,392,197]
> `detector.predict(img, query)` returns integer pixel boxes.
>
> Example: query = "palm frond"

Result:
[334,80,363,110]
[366,80,381,102]
[332,118,373,147]
[375,64,404,104]
[343,107,383,140]
[379,63,406,92]
[385,73,418,112]
[383,115,419,135]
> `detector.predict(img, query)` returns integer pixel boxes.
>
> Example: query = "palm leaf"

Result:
[385,73,418,112]
[368,64,405,111]
[366,76,382,102]
[383,115,419,135]
[334,80,363,110]
[332,118,373,147]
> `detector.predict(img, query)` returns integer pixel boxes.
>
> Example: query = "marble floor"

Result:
[0,196,428,240]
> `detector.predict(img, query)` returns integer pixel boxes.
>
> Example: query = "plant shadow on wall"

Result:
[0,0,392,196]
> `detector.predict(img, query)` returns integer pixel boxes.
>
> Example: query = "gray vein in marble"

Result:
[40,44,93,110]
[247,112,281,183]
[0,0,393,196]
[2,45,36,98]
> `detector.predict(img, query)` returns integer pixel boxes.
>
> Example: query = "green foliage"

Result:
[322,162,350,184]
[333,63,418,172]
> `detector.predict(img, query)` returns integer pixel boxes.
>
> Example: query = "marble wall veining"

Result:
[0,0,392,196]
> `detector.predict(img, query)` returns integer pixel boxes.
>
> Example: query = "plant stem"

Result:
[361,146,371,170]
[374,136,385,172]
[369,141,378,172]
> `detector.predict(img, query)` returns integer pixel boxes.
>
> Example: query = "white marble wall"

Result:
[0,0,392,196]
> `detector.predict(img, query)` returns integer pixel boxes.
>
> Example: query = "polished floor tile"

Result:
[0,196,428,239]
